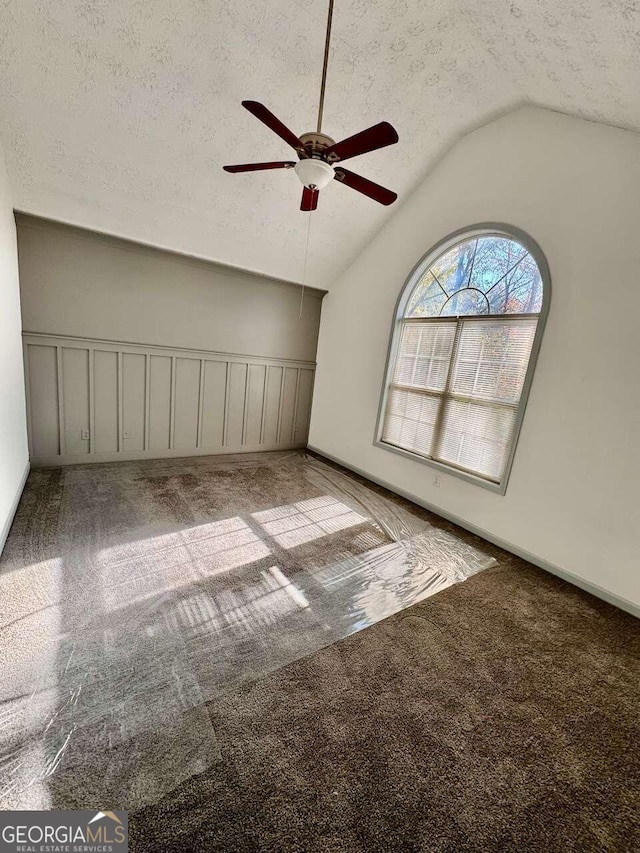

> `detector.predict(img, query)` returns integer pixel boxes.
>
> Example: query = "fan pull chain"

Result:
[299,208,313,319]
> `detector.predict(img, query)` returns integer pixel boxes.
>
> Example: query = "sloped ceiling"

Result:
[0,1,639,289]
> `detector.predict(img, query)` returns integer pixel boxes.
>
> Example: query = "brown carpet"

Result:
[128,556,640,852]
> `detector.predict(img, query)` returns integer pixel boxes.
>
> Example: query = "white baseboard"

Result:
[31,441,307,468]
[307,445,640,620]
[0,460,30,556]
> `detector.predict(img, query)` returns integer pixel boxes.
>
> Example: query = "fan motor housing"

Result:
[298,132,335,157]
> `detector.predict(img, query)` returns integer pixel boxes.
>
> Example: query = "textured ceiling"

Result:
[0,1,639,289]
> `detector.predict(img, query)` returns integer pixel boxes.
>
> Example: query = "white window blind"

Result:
[382,316,538,483]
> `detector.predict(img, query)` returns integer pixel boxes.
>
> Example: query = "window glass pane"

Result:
[486,252,542,314]
[468,236,527,293]
[393,321,456,391]
[406,274,447,317]
[435,399,516,481]
[450,318,537,403]
[429,240,477,296]
[382,388,441,457]
[440,289,489,317]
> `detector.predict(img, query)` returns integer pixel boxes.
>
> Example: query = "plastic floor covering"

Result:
[0,451,495,810]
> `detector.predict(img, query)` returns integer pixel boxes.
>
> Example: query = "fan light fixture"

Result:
[294,158,334,190]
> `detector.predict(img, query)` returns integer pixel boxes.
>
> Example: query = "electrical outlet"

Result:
[433,475,441,488]
[123,429,130,439]
[80,428,90,440]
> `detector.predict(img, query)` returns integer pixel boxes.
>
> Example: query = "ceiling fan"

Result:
[223,0,399,212]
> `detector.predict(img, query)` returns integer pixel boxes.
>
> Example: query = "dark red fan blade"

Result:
[223,161,295,173]
[334,167,397,205]
[300,186,319,211]
[324,121,398,162]
[242,101,304,153]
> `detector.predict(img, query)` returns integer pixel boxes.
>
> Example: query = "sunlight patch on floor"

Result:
[253,495,367,549]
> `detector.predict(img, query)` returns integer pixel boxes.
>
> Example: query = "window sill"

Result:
[373,438,508,495]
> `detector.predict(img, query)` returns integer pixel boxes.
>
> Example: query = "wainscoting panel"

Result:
[148,355,172,451]
[122,352,146,453]
[226,362,248,447]
[25,344,59,459]
[93,350,119,453]
[244,364,264,447]
[24,334,316,466]
[174,357,200,450]
[201,360,227,449]
[279,367,298,444]
[294,369,315,443]
[263,365,283,446]
[62,346,90,456]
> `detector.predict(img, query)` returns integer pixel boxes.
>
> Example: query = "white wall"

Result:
[310,107,640,611]
[0,140,29,552]
[17,216,323,363]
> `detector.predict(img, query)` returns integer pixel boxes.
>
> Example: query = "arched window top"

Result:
[405,234,544,319]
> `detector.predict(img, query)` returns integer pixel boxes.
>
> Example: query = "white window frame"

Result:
[374,224,551,495]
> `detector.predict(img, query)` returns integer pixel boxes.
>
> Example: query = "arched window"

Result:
[376,225,550,493]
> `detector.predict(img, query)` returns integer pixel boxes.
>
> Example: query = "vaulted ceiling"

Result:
[0,1,639,289]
